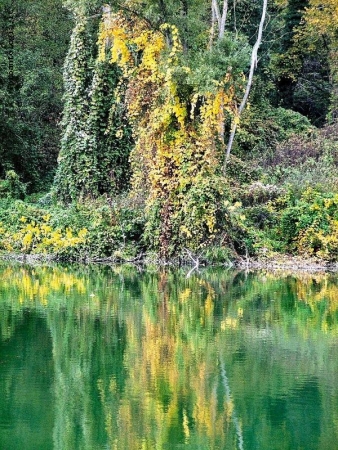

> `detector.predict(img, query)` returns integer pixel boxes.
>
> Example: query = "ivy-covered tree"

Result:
[53,15,96,201]
[85,59,132,196]
[54,5,132,202]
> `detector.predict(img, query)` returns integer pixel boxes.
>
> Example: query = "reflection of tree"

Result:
[48,308,97,450]
[0,311,54,450]
[1,263,338,449]
[47,308,127,450]
[0,307,23,341]
[97,271,241,449]
[220,354,244,450]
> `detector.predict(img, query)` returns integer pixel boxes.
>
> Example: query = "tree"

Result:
[0,0,72,190]
[53,14,94,201]
[270,0,332,125]
[301,0,338,121]
[95,7,252,257]
[54,5,132,202]
[224,0,268,168]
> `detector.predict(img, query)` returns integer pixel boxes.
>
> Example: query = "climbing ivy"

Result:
[85,59,132,195]
[53,16,94,201]
[54,11,132,202]
[98,13,247,257]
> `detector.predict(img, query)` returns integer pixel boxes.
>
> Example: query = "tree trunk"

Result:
[211,0,228,40]
[223,0,268,172]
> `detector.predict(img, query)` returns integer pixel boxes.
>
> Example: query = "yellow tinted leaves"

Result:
[110,29,131,66]
[304,0,338,36]
[180,225,192,238]
[96,13,237,254]
[0,217,88,254]
[179,288,191,302]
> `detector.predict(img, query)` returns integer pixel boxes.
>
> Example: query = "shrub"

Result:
[278,189,338,259]
[0,195,146,260]
[234,105,312,162]
[0,171,27,199]
[265,122,338,193]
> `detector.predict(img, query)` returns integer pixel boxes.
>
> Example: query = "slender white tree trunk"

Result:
[223,0,268,173]
[219,0,228,39]
[211,0,228,40]
[209,2,217,48]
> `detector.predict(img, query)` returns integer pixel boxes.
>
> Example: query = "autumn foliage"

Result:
[97,12,244,256]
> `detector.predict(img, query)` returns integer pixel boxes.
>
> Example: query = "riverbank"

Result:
[1,251,337,273]
[1,174,338,266]
[235,255,338,272]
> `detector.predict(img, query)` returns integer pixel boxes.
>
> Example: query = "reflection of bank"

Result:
[1,264,338,450]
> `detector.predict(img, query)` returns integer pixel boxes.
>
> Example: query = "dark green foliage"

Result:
[187,33,251,93]
[0,170,26,199]
[0,0,72,191]
[234,103,312,163]
[281,0,308,51]
[270,0,331,125]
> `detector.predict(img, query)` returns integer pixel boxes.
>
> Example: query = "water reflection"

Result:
[0,264,338,449]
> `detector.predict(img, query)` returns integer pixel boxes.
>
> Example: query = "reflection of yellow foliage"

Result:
[0,266,87,307]
[252,271,338,333]
[296,277,338,326]
[2,264,338,448]
[204,293,214,316]
[221,317,238,330]
[95,273,238,449]
[179,288,191,302]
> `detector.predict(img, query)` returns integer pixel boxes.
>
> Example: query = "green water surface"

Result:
[1,263,338,450]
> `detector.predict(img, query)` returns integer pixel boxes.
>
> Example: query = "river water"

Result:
[0,263,338,450]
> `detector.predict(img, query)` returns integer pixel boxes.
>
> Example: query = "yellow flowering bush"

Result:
[0,214,88,255]
[277,189,338,260]
[298,218,338,260]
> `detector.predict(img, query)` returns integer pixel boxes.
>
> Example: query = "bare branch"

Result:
[211,0,228,40]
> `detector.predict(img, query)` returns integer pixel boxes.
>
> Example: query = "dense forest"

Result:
[0,0,337,263]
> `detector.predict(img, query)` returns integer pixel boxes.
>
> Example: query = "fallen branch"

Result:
[184,248,201,278]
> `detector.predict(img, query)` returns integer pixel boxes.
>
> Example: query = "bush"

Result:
[142,174,250,258]
[276,188,338,259]
[234,105,312,162]
[265,122,338,193]
[0,170,27,199]
[0,195,146,260]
